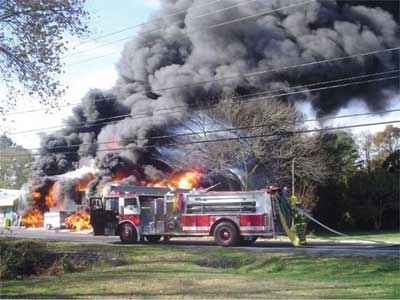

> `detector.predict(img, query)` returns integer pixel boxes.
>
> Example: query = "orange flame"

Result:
[21,184,57,228]
[31,191,41,199]
[112,170,129,182]
[170,170,202,189]
[44,185,56,208]
[20,208,44,228]
[65,209,91,231]
[150,170,202,189]
[77,174,95,192]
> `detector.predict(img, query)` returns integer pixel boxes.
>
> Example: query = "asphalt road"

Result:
[2,227,399,256]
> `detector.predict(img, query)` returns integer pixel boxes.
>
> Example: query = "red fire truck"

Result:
[89,184,299,247]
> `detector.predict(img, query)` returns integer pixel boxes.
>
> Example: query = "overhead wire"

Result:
[63,0,261,60]
[1,2,399,158]
[2,106,400,153]
[1,119,399,158]
[13,109,400,152]
[63,0,315,67]
[67,0,233,50]
[4,70,399,136]
[4,46,399,117]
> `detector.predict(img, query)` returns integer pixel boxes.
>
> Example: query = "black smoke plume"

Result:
[31,0,399,198]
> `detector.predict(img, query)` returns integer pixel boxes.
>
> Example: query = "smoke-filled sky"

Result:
[3,0,400,151]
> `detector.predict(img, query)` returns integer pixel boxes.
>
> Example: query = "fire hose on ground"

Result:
[273,194,391,247]
[293,206,396,245]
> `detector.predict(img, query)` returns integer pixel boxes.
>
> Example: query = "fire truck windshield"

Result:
[105,197,119,211]
[124,197,139,214]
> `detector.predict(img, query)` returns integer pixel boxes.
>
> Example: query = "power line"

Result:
[1,119,399,158]
[4,72,399,136]
[3,109,400,153]
[20,109,400,151]
[67,0,230,50]
[4,46,399,117]
[63,0,261,60]
[63,0,315,68]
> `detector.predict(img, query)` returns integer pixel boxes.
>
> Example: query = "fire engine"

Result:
[89,184,303,247]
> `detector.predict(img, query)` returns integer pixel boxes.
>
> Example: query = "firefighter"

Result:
[290,195,307,245]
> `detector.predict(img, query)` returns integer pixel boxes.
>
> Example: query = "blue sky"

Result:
[87,0,159,33]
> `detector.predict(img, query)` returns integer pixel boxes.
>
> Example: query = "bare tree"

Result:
[295,179,318,211]
[178,96,330,190]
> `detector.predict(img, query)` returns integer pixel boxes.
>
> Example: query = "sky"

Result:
[2,0,400,150]
[3,0,161,149]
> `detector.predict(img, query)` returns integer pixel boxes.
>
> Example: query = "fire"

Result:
[20,208,43,228]
[65,209,91,231]
[172,171,201,189]
[44,185,56,208]
[31,191,41,199]
[77,174,95,192]
[20,183,57,228]
[148,170,203,189]
[112,170,129,182]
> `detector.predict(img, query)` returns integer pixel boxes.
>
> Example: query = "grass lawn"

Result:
[309,230,400,243]
[1,238,399,299]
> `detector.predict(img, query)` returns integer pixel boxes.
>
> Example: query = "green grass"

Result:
[309,230,400,243]
[1,238,399,299]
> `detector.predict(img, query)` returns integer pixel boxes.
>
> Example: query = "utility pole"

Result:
[292,157,296,195]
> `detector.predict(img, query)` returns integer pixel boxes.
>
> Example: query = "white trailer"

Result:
[43,211,68,230]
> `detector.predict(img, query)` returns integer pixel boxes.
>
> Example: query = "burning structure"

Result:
[20,0,399,229]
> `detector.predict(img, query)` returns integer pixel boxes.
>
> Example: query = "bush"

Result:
[0,240,48,279]
[0,240,126,279]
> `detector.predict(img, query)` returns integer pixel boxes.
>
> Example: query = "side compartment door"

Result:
[155,198,165,234]
[164,195,182,233]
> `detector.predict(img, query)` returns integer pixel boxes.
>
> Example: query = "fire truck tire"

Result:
[146,235,162,243]
[240,236,257,246]
[213,222,239,247]
[119,223,138,244]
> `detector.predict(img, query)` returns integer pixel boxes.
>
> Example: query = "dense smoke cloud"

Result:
[31,0,399,196]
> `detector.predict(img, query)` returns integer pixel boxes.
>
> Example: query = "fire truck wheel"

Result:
[240,236,257,246]
[214,222,239,247]
[146,235,162,243]
[119,223,138,244]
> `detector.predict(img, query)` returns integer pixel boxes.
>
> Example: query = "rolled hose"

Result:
[272,194,301,247]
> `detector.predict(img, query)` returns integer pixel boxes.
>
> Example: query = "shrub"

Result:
[0,240,47,279]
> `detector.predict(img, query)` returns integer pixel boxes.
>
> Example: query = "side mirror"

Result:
[119,206,124,216]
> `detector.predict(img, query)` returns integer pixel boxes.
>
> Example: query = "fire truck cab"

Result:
[89,184,288,247]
